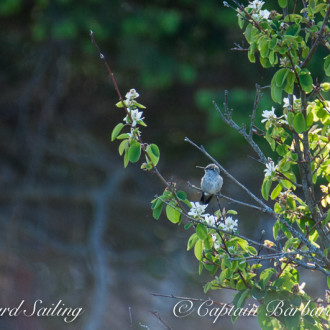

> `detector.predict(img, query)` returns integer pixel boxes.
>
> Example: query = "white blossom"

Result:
[283,95,297,109]
[298,282,306,294]
[127,127,141,139]
[252,9,270,21]
[188,202,207,218]
[125,89,140,100]
[280,57,290,67]
[259,9,270,19]
[127,128,134,139]
[220,216,238,232]
[203,214,217,226]
[264,160,278,178]
[247,0,264,11]
[261,107,277,126]
[124,109,144,127]
[211,234,221,249]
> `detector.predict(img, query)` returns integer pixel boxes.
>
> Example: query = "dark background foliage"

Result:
[0,0,326,329]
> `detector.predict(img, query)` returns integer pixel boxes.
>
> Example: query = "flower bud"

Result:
[321,82,330,92]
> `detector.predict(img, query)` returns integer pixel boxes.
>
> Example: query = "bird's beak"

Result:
[196,166,205,169]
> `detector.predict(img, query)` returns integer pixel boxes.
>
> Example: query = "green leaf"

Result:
[184,222,193,230]
[248,46,256,63]
[123,149,129,168]
[260,56,271,68]
[244,24,253,43]
[275,68,289,88]
[251,287,267,300]
[187,233,199,250]
[259,268,276,289]
[199,261,203,275]
[176,190,187,200]
[269,50,275,65]
[285,24,300,36]
[116,133,129,140]
[232,289,250,323]
[299,72,313,93]
[196,224,208,240]
[146,144,160,166]
[115,101,125,108]
[247,246,257,255]
[259,37,269,58]
[284,71,295,94]
[135,102,146,109]
[137,119,147,127]
[276,144,287,156]
[293,112,306,133]
[287,112,294,126]
[283,308,301,329]
[152,200,164,220]
[194,239,203,261]
[150,143,160,158]
[257,305,274,330]
[278,0,287,8]
[273,220,281,241]
[324,55,330,76]
[238,15,244,29]
[165,204,181,224]
[271,73,283,104]
[262,178,272,201]
[118,139,129,156]
[203,281,211,293]
[111,123,124,141]
[306,111,314,127]
[271,183,282,200]
[128,141,141,163]
[219,268,231,284]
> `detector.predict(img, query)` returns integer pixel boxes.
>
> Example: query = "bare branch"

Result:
[150,311,172,330]
[249,84,263,137]
[219,194,270,213]
[213,96,267,164]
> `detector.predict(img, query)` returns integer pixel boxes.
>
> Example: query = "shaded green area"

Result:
[2,0,327,161]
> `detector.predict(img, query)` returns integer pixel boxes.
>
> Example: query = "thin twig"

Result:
[90,31,186,211]
[128,307,133,328]
[249,84,263,137]
[213,98,267,164]
[219,194,269,213]
[150,311,172,330]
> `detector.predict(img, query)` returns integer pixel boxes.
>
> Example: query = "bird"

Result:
[200,163,223,204]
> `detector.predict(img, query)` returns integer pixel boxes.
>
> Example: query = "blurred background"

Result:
[0,0,327,329]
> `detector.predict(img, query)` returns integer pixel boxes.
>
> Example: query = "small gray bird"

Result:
[200,163,223,204]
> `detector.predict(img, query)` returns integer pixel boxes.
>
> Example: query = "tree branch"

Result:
[213,95,267,164]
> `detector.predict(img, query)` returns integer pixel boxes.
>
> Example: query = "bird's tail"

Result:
[200,193,213,204]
